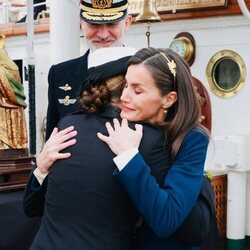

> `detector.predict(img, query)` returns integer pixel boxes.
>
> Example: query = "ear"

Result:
[80,19,84,30]
[124,15,132,31]
[162,91,177,109]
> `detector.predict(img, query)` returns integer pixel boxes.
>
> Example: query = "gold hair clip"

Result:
[160,52,176,79]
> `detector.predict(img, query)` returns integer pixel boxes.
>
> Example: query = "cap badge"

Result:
[92,0,112,9]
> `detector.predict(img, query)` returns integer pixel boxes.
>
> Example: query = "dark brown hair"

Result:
[79,75,125,113]
[127,47,209,162]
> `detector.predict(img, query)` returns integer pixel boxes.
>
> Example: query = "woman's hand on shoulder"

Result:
[37,126,77,174]
[97,118,143,155]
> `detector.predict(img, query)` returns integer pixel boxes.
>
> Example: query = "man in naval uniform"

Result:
[45,0,132,141]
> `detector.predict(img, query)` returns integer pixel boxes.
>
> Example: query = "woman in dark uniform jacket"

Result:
[28,53,171,250]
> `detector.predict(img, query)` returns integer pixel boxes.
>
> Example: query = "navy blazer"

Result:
[114,128,209,250]
[29,109,170,250]
[46,50,89,140]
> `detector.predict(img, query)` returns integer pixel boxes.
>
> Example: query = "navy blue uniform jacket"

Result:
[29,109,170,250]
[114,128,209,250]
[46,50,89,140]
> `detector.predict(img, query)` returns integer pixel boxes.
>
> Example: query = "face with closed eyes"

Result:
[120,64,170,124]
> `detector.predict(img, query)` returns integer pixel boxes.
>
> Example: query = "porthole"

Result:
[206,50,246,98]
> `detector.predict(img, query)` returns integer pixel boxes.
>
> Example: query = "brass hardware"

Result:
[169,32,196,66]
[206,50,246,98]
[135,0,161,47]
[135,0,161,23]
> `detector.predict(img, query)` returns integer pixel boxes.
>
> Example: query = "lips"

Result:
[122,105,134,112]
[94,40,114,47]
[120,105,137,120]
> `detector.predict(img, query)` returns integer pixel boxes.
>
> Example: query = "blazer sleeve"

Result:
[113,129,209,238]
[23,170,48,217]
[45,65,59,140]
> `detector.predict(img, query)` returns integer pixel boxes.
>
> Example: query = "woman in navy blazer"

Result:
[98,48,215,250]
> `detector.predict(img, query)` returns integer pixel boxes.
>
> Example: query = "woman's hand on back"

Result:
[37,126,77,174]
[97,118,143,155]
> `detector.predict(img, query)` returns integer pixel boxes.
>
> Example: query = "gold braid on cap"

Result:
[80,3,128,12]
[160,52,176,79]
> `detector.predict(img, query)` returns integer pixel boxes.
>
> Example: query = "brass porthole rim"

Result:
[206,50,246,98]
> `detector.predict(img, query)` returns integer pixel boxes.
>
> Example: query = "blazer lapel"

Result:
[73,50,90,80]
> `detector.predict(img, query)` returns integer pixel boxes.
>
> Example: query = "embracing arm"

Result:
[23,170,48,217]
[113,130,208,237]
[23,126,77,217]
[98,120,208,238]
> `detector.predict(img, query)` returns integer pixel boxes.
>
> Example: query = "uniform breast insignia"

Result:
[59,84,72,91]
[58,96,76,106]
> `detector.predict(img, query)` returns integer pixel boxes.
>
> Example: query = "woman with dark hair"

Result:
[98,47,218,249]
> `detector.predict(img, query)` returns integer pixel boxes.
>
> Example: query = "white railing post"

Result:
[1,0,10,23]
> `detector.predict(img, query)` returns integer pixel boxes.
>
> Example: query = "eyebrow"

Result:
[133,81,147,88]
[125,76,142,86]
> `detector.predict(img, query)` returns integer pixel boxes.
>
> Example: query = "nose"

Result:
[96,25,110,39]
[120,87,130,103]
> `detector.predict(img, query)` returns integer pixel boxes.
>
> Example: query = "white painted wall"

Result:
[126,16,250,136]
[4,15,250,153]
